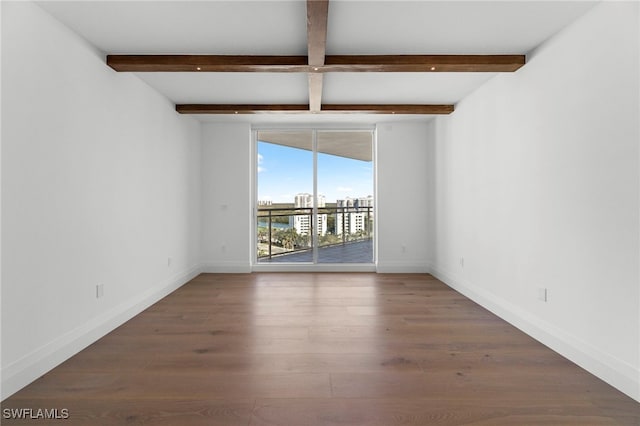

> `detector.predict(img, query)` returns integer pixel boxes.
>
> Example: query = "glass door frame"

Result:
[251,125,377,272]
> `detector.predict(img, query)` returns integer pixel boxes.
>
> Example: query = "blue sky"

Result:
[257,141,373,203]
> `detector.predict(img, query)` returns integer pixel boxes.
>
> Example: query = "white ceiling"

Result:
[37,0,598,124]
[259,130,374,161]
[326,1,598,55]
[322,72,497,104]
[140,73,310,104]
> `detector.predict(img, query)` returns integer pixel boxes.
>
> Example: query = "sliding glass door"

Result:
[256,131,314,262]
[316,131,374,263]
[256,129,374,264]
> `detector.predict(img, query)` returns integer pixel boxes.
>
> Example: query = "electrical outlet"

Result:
[538,288,548,302]
[96,284,104,299]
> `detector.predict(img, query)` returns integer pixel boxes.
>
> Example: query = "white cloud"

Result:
[257,153,266,173]
[337,186,353,192]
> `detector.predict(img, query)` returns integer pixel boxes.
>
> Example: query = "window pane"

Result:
[317,131,374,264]
[256,131,313,263]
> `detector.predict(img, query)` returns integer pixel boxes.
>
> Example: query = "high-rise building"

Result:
[294,193,325,208]
[335,196,373,236]
[290,193,327,236]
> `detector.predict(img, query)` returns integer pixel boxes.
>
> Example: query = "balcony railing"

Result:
[257,206,373,260]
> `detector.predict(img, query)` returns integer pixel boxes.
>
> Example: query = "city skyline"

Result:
[257,141,373,204]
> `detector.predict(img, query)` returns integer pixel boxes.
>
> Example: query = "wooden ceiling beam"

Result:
[105,2,522,116]
[176,104,454,115]
[324,54,525,72]
[307,0,329,66]
[322,104,454,114]
[306,0,329,112]
[176,104,311,114]
[106,55,309,72]
[107,54,525,73]
[308,73,324,112]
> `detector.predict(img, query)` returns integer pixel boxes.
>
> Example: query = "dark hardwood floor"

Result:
[2,273,639,425]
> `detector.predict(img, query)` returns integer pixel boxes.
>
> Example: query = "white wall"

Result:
[428,2,639,400]
[200,122,432,273]
[201,123,252,272]
[0,1,4,401]
[377,122,433,272]
[1,2,202,399]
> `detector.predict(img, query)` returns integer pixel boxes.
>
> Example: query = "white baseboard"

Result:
[376,261,430,273]
[429,262,640,403]
[201,261,251,273]
[0,264,202,401]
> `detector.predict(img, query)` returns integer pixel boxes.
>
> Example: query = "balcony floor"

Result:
[258,239,373,264]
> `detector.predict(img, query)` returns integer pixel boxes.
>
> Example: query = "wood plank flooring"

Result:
[2,273,639,425]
